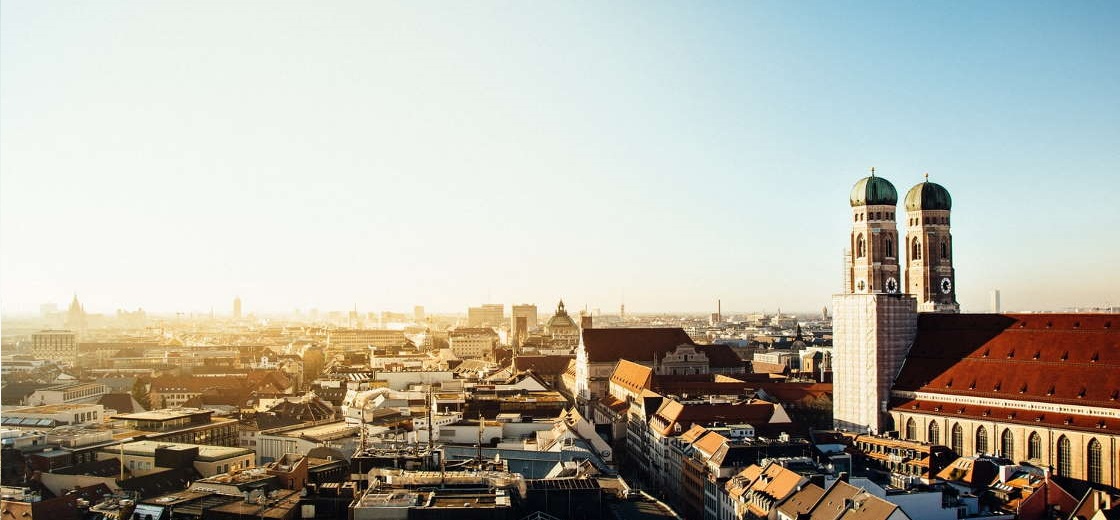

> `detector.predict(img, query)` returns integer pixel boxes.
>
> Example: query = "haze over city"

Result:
[2,2,1117,315]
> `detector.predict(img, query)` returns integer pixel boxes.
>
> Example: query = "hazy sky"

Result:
[2,1,1117,316]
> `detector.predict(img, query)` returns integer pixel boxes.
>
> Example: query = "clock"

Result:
[885,277,899,294]
[940,277,952,294]
[857,279,866,292]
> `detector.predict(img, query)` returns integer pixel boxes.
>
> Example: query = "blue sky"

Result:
[1,1,1117,315]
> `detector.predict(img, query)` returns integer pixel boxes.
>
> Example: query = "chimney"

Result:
[838,472,849,483]
[581,315,593,329]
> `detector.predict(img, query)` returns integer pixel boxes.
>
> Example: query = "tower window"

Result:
[940,241,948,259]
[912,238,922,260]
[856,234,866,258]
[885,238,893,256]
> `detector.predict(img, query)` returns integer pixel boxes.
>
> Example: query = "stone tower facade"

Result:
[846,172,902,295]
[904,177,960,313]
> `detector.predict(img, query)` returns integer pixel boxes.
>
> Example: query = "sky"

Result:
[1,1,1118,316]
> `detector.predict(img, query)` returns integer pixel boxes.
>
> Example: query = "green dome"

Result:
[904,181,952,211]
[849,175,898,207]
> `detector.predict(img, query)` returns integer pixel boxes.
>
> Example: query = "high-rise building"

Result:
[31,330,77,366]
[989,289,1001,313]
[903,176,959,313]
[414,305,425,322]
[233,296,242,319]
[467,304,504,328]
[833,172,917,433]
[511,304,538,332]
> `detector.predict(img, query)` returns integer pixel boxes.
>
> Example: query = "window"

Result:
[951,423,963,454]
[975,426,988,454]
[1028,432,1042,460]
[885,238,893,256]
[940,241,948,259]
[1001,429,1014,459]
[905,418,917,440]
[912,238,922,260]
[1087,438,1102,483]
[857,234,866,258]
[1056,436,1072,477]
[928,421,939,444]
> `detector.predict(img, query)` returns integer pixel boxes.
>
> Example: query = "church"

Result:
[833,172,1119,486]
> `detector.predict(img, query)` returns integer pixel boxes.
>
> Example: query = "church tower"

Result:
[904,176,960,313]
[833,171,917,434]
[846,170,902,295]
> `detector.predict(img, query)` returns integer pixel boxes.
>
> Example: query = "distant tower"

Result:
[990,290,1001,313]
[903,175,959,313]
[414,305,426,322]
[233,296,242,320]
[833,171,917,434]
[66,294,87,335]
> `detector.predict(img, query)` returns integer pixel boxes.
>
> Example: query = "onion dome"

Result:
[904,176,952,211]
[849,171,898,207]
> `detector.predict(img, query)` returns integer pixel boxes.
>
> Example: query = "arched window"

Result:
[1087,438,1102,483]
[885,237,894,257]
[1001,429,1014,459]
[1056,436,1072,477]
[905,418,917,440]
[928,422,940,444]
[940,241,948,259]
[975,426,988,455]
[1028,432,1042,460]
[912,238,922,260]
[857,234,866,258]
[951,423,963,454]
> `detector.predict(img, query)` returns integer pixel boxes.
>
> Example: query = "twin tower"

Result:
[846,170,959,313]
[833,171,959,434]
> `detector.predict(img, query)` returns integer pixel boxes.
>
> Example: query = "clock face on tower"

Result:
[940,277,953,294]
[885,277,899,294]
[857,279,866,292]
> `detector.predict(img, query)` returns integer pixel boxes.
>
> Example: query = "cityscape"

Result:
[2,3,1118,520]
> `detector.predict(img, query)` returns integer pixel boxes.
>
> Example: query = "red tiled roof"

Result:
[894,313,1120,410]
[610,360,654,394]
[650,399,782,436]
[581,328,696,363]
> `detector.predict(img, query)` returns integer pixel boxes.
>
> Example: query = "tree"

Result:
[131,378,151,410]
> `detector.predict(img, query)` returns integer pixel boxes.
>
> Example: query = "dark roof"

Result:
[118,467,202,498]
[904,180,952,211]
[0,383,51,405]
[893,313,1120,410]
[695,344,749,370]
[581,328,697,363]
[53,458,124,477]
[513,355,575,375]
[98,393,143,413]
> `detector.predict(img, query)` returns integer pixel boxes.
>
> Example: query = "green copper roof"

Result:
[904,181,952,211]
[849,175,898,207]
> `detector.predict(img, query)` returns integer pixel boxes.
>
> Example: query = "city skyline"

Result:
[2,2,1118,315]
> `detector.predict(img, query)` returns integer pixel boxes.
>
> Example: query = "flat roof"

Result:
[7,404,101,414]
[111,408,212,421]
[111,440,253,461]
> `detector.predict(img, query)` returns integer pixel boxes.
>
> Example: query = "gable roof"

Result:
[810,480,905,520]
[581,328,696,363]
[610,360,654,394]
